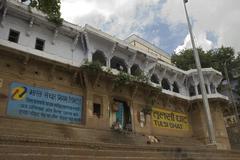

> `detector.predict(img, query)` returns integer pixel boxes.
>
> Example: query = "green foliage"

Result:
[172,46,240,96]
[81,61,103,73]
[132,68,149,84]
[28,0,63,25]
[113,71,132,88]
[208,46,235,77]
[171,48,212,70]
[236,78,240,96]
[113,69,151,89]
[171,46,235,78]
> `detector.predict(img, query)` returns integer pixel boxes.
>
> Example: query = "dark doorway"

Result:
[114,100,132,131]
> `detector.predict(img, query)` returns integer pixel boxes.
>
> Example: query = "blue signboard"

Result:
[7,82,83,124]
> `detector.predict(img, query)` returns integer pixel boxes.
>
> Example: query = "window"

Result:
[35,38,45,51]
[131,64,142,76]
[93,103,101,118]
[151,74,159,84]
[110,56,128,73]
[197,84,201,95]
[92,50,106,66]
[189,85,196,96]
[161,78,170,90]
[172,82,179,93]
[8,29,20,43]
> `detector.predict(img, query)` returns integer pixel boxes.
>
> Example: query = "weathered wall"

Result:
[191,102,231,150]
[0,51,85,124]
[0,50,230,149]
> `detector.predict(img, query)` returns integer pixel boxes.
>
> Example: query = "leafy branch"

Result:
[25,0,63,25]
[80,60,103,73]
[113,71,132,89]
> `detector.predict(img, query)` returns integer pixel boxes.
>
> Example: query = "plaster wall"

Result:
[0,15,85,66]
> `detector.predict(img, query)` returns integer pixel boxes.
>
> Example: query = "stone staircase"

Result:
[0,117,240,160]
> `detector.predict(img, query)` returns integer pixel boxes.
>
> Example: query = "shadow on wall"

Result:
[227,125,240,150]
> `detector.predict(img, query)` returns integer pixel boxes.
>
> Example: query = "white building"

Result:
[0,0,227,101]
[0,0,232,150]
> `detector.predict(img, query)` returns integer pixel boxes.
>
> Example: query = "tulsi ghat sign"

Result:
[152,108,190,130]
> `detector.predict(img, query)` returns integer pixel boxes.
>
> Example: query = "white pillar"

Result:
[107,57,111,68]
[207,84,211,94]
[194,84,199,95]
[127,66,131,74]
[170,83,173,91]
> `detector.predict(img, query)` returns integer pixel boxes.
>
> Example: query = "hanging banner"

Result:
[7,82,83,124]
[152,108,190,130]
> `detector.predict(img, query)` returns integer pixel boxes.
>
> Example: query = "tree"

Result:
[22,0,63,25]
[232,55,240,96]
[171,46,240,96]
[171,48,212,71]
[207,46,235,77]
[171,47,235,77]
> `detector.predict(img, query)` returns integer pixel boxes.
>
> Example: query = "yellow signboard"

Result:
[152,108,190,130]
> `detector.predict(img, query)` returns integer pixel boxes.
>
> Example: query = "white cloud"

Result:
[174,32,213,54]
[174,34,190,54]
[160,0,240,53]
[61,0,162,38]
[61,0,240,54]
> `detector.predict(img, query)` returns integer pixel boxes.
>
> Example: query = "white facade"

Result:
[0,0,228,101]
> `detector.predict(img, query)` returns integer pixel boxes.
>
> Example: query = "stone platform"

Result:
[0,117,240,160]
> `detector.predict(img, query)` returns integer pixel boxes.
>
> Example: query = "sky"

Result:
[60,0,240,55]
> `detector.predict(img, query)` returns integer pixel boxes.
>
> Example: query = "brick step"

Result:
[0,144,239,159]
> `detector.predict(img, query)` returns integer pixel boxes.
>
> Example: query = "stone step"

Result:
[0,117,204,146]
[0,134,213,152]
[0,154,172,160]
[2,117,240,160]
[0,127,205,147]
[1,153,240,160]
[0,144,239,158]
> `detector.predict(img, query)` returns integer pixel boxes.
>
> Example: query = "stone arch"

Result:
[172,81,179,93]
[92,50,106,66]
[189,84,196,96]
[131,64,142,76]
[161,78,170,90]
[151,74,160,84]
[110,56,128,73]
